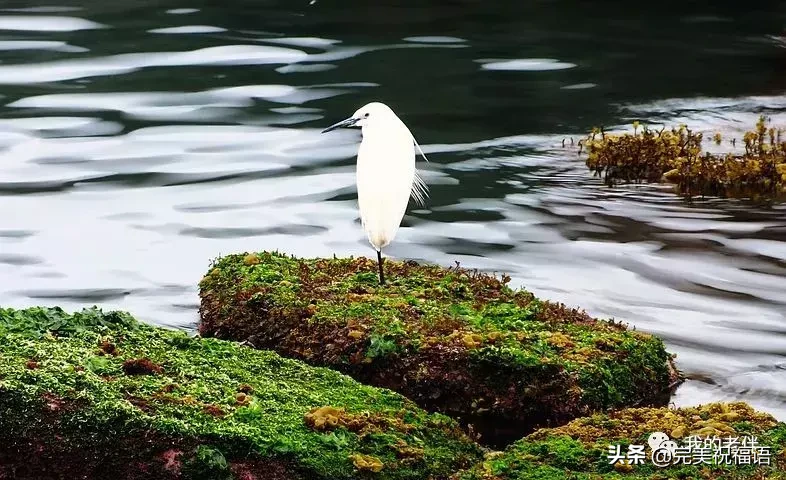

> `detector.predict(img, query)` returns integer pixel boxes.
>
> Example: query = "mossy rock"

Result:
[199,252,681,447]
[0,307,483,480]
[455,402,786,479]
[582,116,786,200]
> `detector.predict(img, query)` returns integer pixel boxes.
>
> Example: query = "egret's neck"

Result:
[361,118,411,141]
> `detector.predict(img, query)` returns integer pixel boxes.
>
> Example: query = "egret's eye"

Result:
[364,113,370,118]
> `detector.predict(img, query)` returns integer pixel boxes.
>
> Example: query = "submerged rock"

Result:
[0,307,482,480]
[199,252,681,447]
[582,116,786,200]
[455,402,786,479]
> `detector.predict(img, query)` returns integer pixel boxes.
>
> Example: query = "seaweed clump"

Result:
[0,306,482,480]
[455,402,786,479]
[583,116,786,199]
[199,251,680,447]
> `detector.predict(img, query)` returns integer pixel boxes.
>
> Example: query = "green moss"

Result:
[455,402,786,479]
[0,306,482,480]
[582,116,786,200]
[199,252,679,445]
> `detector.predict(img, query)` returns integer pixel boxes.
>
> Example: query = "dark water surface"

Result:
[1,0,785,420]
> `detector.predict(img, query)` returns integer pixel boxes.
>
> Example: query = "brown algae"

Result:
[582,116,786,199]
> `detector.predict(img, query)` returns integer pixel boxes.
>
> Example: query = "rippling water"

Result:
[0,0,785,420]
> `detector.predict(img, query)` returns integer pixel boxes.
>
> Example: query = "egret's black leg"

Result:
[377,250,385,285]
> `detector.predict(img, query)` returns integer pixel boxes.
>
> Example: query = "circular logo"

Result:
[647,431,669,451]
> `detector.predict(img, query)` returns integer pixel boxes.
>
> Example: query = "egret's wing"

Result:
[411,170,429,208]
[356,133,415,251]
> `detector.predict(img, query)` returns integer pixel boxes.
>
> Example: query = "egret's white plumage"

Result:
[322,102,428,284]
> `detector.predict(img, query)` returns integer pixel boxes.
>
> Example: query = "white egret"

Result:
[321,102,428,285]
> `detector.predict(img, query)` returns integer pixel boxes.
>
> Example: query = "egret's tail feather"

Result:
[411,170,429,208]
[410,130,429,207]
[413,136,430,163]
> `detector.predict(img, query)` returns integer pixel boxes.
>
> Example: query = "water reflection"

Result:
[0,0,784,423]
[0,15,104,31]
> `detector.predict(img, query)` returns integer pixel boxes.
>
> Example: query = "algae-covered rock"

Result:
[582,116,786,200]
[455,402,786,479]
[0,307,482,480]
[199,252,680,447]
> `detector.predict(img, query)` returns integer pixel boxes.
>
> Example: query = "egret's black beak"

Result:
[321,116,359,133]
